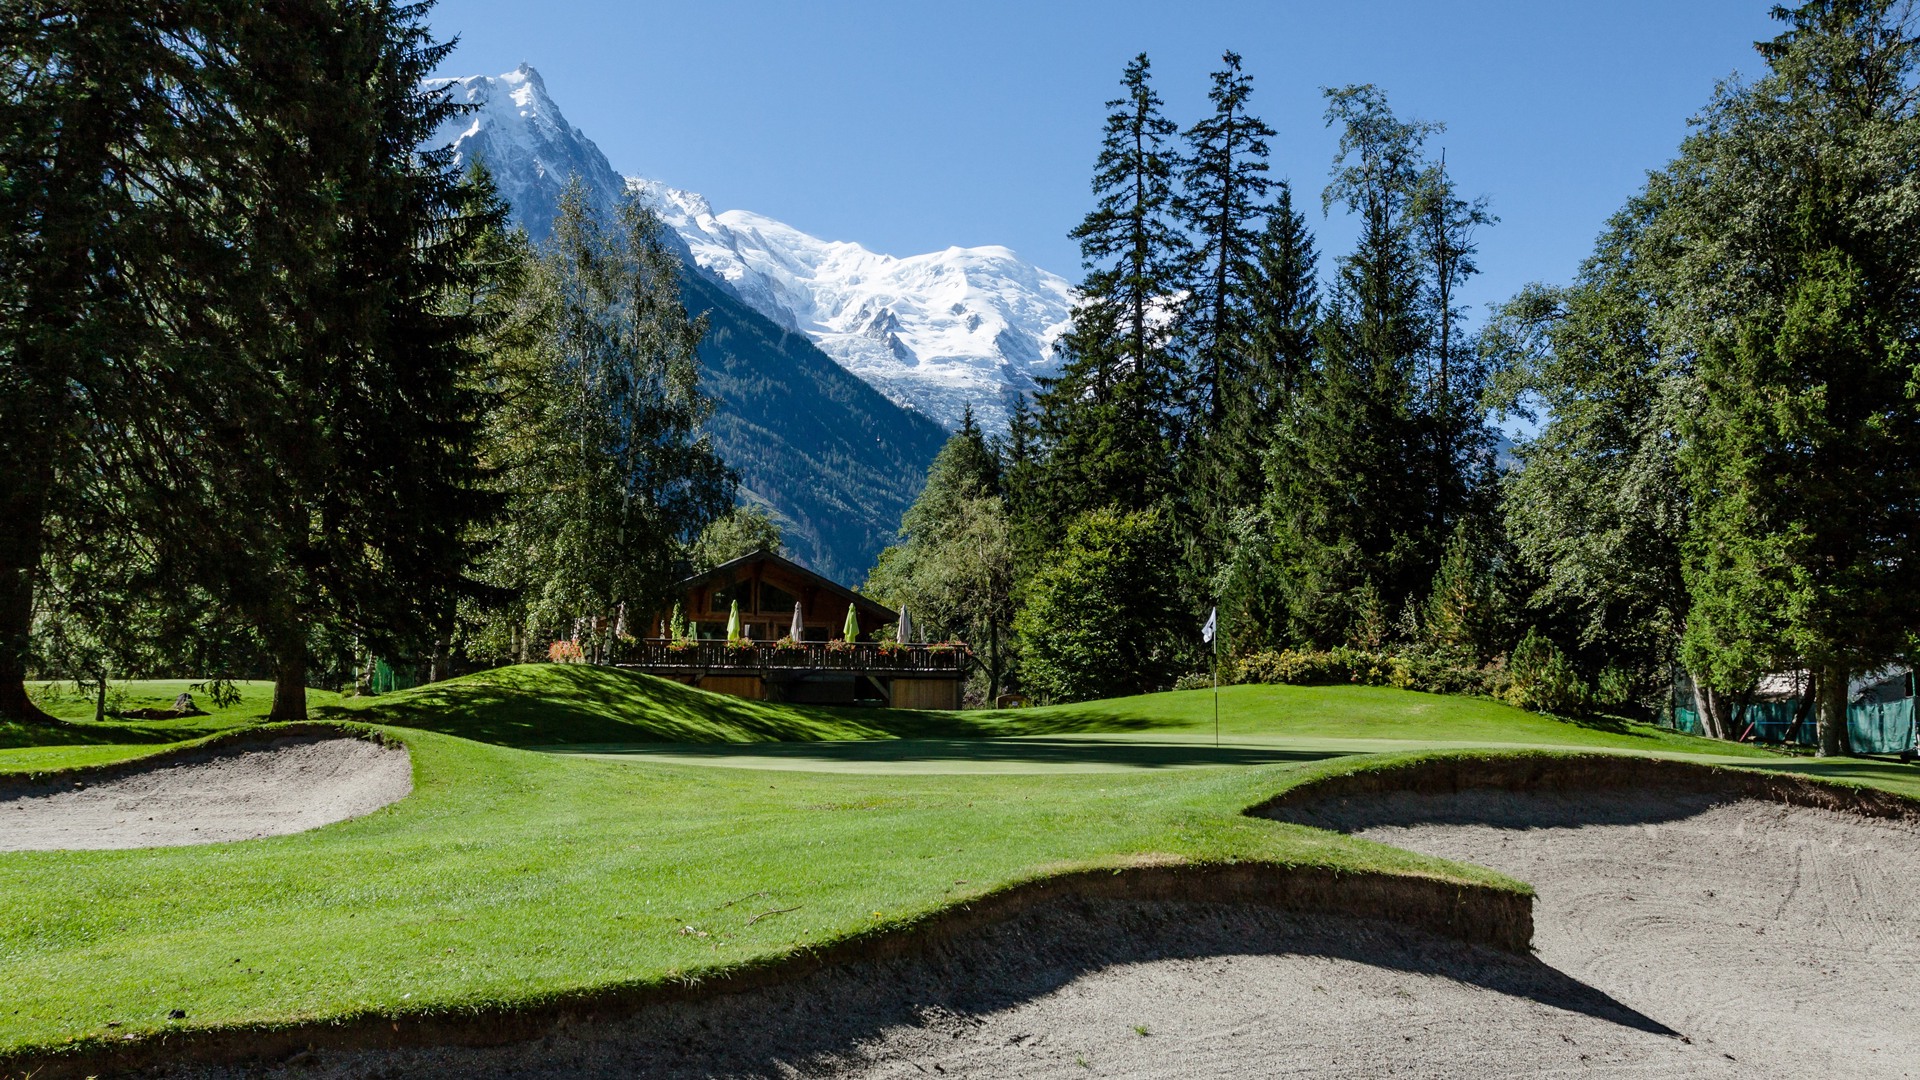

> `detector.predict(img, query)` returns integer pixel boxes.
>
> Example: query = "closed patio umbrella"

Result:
[897,606,914,645]
[727,600,742,641]
[790,602,804,641]
[843,602,859,642]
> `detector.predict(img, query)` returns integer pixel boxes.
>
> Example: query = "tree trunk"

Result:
[270,640,308,722]
[0,447,56,724]
[987,618,1001,704]
[1782,671,1817,745]
[1817,663,1850,758]
[1690,676,1724,740]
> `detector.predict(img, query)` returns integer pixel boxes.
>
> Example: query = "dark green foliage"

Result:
[1487,205,1688,694]
[865,416,1014,697]
[690,503,784,574]
[1263,85,1495,651]
[1177,50,1276,434]
[474,182,733,662]
[1013,508,1182,702]
[1659,0,1920,755]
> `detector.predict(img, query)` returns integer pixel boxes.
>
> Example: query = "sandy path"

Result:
[0,735,410,850]
[1285,788,1920,1079]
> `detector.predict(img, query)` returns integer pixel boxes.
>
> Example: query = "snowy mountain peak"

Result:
[632,177,1076,430]
[426,66,625,239]
[428,69,1076,432]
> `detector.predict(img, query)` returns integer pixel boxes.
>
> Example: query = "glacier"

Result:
[429,66,1078,432]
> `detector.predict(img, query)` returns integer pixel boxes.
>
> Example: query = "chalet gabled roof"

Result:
[674,548,897,621]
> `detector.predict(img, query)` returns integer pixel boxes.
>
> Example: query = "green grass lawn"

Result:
[1,664,1912,1061]
[2,680,347,775]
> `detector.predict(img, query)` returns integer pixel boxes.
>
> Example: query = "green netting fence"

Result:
[370,657,419,695]
[1668,688,1915,755]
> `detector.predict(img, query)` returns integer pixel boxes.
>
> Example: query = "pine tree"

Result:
[1264,85,1435,645]
[1022,53,1186,550]
[1177,50,1276,434]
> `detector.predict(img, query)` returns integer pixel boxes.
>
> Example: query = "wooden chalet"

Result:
[622,549,966,709]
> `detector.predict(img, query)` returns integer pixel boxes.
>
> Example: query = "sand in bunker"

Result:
[170,900,1740,1080]
[1281,788,1920,1079]
[0,735,410,850]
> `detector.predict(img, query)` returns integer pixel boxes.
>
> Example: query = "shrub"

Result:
[547,640,585,664]
[1173,671,1214,691]
[1232,645,1499,698]
[1503,629,1590,714]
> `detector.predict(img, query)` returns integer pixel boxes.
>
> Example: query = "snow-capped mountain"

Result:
[425,65,626,240]
[429,65,1076,432]
[632,179,1075,431]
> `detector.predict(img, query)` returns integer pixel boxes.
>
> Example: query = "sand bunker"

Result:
[164,900,1734,1080]
[0,735,410,850]
[1280,787,1920,1078]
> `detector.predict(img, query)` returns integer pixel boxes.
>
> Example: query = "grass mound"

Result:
[321,663,1753,759]
[319,664,1143,746]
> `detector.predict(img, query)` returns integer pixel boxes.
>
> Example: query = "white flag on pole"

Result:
[1202,606,1217,644]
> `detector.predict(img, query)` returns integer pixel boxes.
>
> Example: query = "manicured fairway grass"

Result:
[1,665,1913,1061]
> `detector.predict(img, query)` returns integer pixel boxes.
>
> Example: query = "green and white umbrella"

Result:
[727,600,742,641]
[843,602,859,642]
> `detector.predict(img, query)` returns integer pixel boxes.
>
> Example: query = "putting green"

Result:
[537,732,1795,775]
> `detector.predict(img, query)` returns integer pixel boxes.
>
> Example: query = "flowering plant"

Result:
[825,638,855,654]
[772,636,808,652]
[875,639,905,656]
[665,637,699,653]
[548,640,585,664]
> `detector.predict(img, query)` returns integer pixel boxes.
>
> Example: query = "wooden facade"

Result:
[624,550,966,710]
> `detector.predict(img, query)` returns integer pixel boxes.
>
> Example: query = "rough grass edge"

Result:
[1249,747,1920,826]
[0,858,1529,1080]
[0,721,404,794]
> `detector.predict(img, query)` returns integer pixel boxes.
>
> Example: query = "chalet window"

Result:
[710,581,748,613]
[759,581,798,614]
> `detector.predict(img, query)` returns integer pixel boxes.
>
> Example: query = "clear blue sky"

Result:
[427,0,1782,321]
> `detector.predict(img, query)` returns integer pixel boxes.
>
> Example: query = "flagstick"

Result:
[1213,611,1220,750]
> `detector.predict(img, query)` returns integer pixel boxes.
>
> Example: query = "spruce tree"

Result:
[0,2,226,720]
[148,0,506,719]
[1264,85,1435,644]
[1177,50,1276,434]
[1023,52,1186,548]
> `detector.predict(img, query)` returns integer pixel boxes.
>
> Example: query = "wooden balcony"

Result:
[617,638,969,677]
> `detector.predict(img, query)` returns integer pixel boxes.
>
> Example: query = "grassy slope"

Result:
[2,665,1912,1057]
[320,664,1763,758]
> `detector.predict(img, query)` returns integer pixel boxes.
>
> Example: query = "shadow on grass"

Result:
[0,719,193,751]
[320,665,1156,749]
[1266,786,1736,833]
[544,737,1348,770]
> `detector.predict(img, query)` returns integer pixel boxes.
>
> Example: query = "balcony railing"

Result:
[618,638,968,676]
